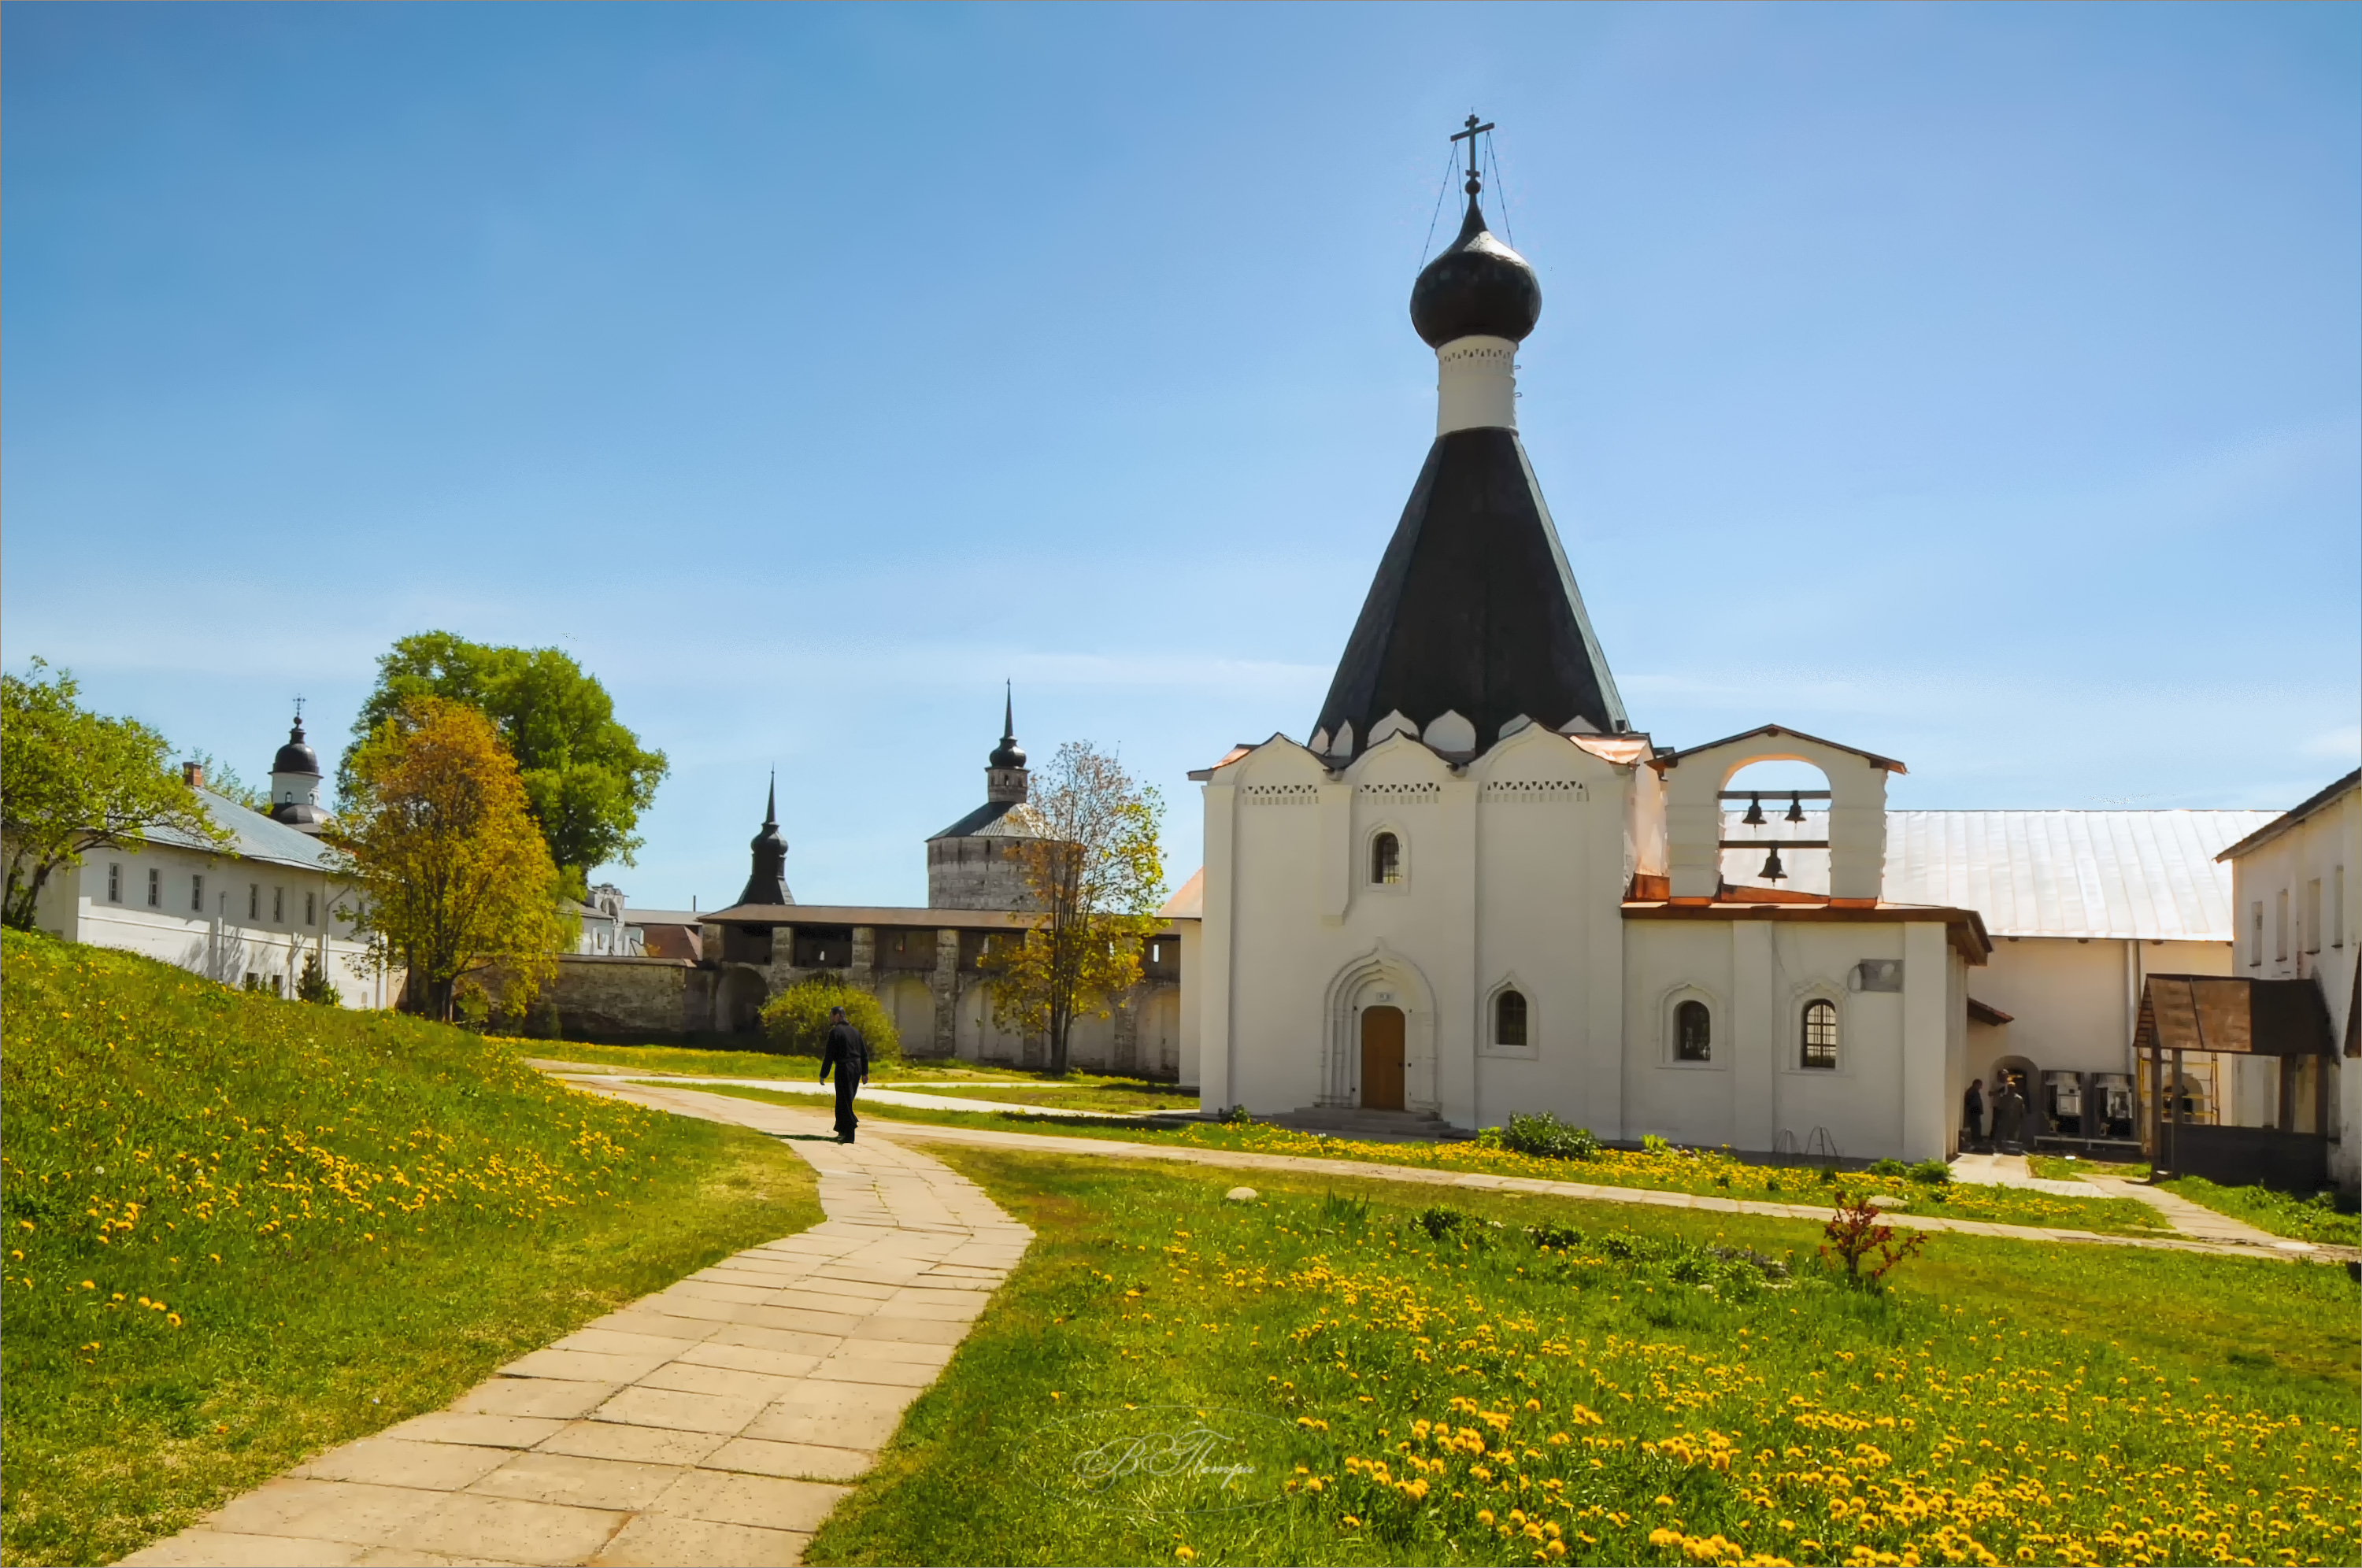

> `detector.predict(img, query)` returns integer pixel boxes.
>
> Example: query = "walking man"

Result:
[820,1005,868,1145]
[1961,1077,1986,1148]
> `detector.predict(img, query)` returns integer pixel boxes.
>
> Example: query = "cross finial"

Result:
[1451,113,1494,196]
[292,694,305,722]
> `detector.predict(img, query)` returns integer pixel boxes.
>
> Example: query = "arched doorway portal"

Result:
[720,967,768,1034]
[1361,1006,1405,1111]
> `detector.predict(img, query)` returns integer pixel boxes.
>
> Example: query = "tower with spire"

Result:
[925,686,1044,910]
[1311,115,1626,759]
[268,704,329,834]
[736,775,794,907]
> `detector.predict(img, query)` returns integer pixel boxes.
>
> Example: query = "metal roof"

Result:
[145,788,346,874]
[1878,811,2275,941]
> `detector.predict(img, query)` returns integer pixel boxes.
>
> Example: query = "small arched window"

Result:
[1370,831,1402,885]
[1801,999,1838,1069]
[1675,999,1711,1062]
[1494,989,1527,1048]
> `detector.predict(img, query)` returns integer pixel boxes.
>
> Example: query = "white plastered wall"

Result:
[1620,917,1945,1162]
[1203,727,1637,1130]
[35,841,386,1008]
[2223,784,2359,1192]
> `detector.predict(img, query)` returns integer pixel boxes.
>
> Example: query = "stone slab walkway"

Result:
[117,1107,1029,1568]
[551,1074,2360,1269]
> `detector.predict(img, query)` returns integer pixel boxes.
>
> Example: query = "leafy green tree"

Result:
[0,660,227,931]
[343,632,667,887]
[981,741,1165,1076]
[340,697,566,1022]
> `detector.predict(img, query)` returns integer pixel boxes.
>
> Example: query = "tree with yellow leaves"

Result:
[981,741,1165,1077]
[338,697,565,1022]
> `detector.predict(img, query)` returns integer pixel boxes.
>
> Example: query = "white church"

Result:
[1172,130,2345,1173]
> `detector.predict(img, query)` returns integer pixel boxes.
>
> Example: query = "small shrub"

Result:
[759,977,901,1060]
[1641,1133,1674,1155]
[1819,1189,1926,1288]
[1414,1205,1469,1239]
[1907,1158,1953,1185]
[1495,1112,1601,1160]
[1527,1222,1588,1251]
[1319,1192,1371,1232]
[294,951,342,1006]
[1866,1157,1909,1177]
[1222,1104,1256,1126]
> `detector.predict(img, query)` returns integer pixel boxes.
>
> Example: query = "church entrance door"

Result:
[1361,1006,1405,1110]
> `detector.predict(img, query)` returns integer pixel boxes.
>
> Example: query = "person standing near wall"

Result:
[820,1004,870,1145]
[1962,1078,1986,1148]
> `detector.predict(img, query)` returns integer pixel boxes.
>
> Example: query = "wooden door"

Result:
[1360,1005,1405,1111]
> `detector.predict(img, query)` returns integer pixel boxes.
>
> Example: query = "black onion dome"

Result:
[1410,194,1541,349]
[271,719,320,777]
[987,689,1026,769]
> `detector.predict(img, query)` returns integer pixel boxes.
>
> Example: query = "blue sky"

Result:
[5,3,2356,910]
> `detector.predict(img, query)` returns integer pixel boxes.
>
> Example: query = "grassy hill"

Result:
[0,931,820,1567]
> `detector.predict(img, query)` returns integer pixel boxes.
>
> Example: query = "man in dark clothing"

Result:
[1962,1078,1986,1147]
[820,1006,868,1144]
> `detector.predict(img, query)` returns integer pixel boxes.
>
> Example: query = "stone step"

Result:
[1265,1107,1475,1142]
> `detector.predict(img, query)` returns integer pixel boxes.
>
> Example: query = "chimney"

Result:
[182,762,205,790]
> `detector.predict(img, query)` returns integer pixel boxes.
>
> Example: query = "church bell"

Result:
[1786,792,1807,823]
[1742,793,1766,827]
[1760,845,1786,882]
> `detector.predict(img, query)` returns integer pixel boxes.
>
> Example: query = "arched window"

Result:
[1494,989,1527,1048]
[1675,999,1711,1062]
[1370,832,1402,885]
[1801,999,1838,1069]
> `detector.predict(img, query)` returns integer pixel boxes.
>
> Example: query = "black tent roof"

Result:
[1312,426,1626,755]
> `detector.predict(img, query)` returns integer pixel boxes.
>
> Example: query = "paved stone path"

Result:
[119,1108,1029,1568]
[550,1074,2360,1268]
[1951,1150,2318,1252]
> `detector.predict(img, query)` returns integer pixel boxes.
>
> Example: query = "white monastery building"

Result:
[1174,126,2342,1180]
[30,716,387,1007]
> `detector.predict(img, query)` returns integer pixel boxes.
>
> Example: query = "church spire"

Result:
[737,772,793,906]
[1313,116,1624,759]
[987,684,1029,803]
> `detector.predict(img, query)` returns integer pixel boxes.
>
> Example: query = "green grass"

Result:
[2027,1155,2150,1182]
[871,1081,1202,1113]
[645,1082,2171,1237]
[2157,1176,2360,1248]
[521,1037,1180,1093]
[0,933,824,1568]
[804,1148,2360,1568]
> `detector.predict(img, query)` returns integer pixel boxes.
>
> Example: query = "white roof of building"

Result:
[1879,810,2275,941]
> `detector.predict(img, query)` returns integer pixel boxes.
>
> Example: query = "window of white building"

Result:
[249,883,261,920]
[1494,989,1527,1048]
[2304,879,2321,955]
[1675,999,1711,1062]
[191,874,205,914]
[2336,866,2346,948]
[147,868,161,908]
[1370,832,1402,886]
[305,891,317,926]
[107,864,121,903]
[2250,901,2264,967]
[2275,889,2288,963]
[273,886,285,924]
[1801,1000,1838,1069]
